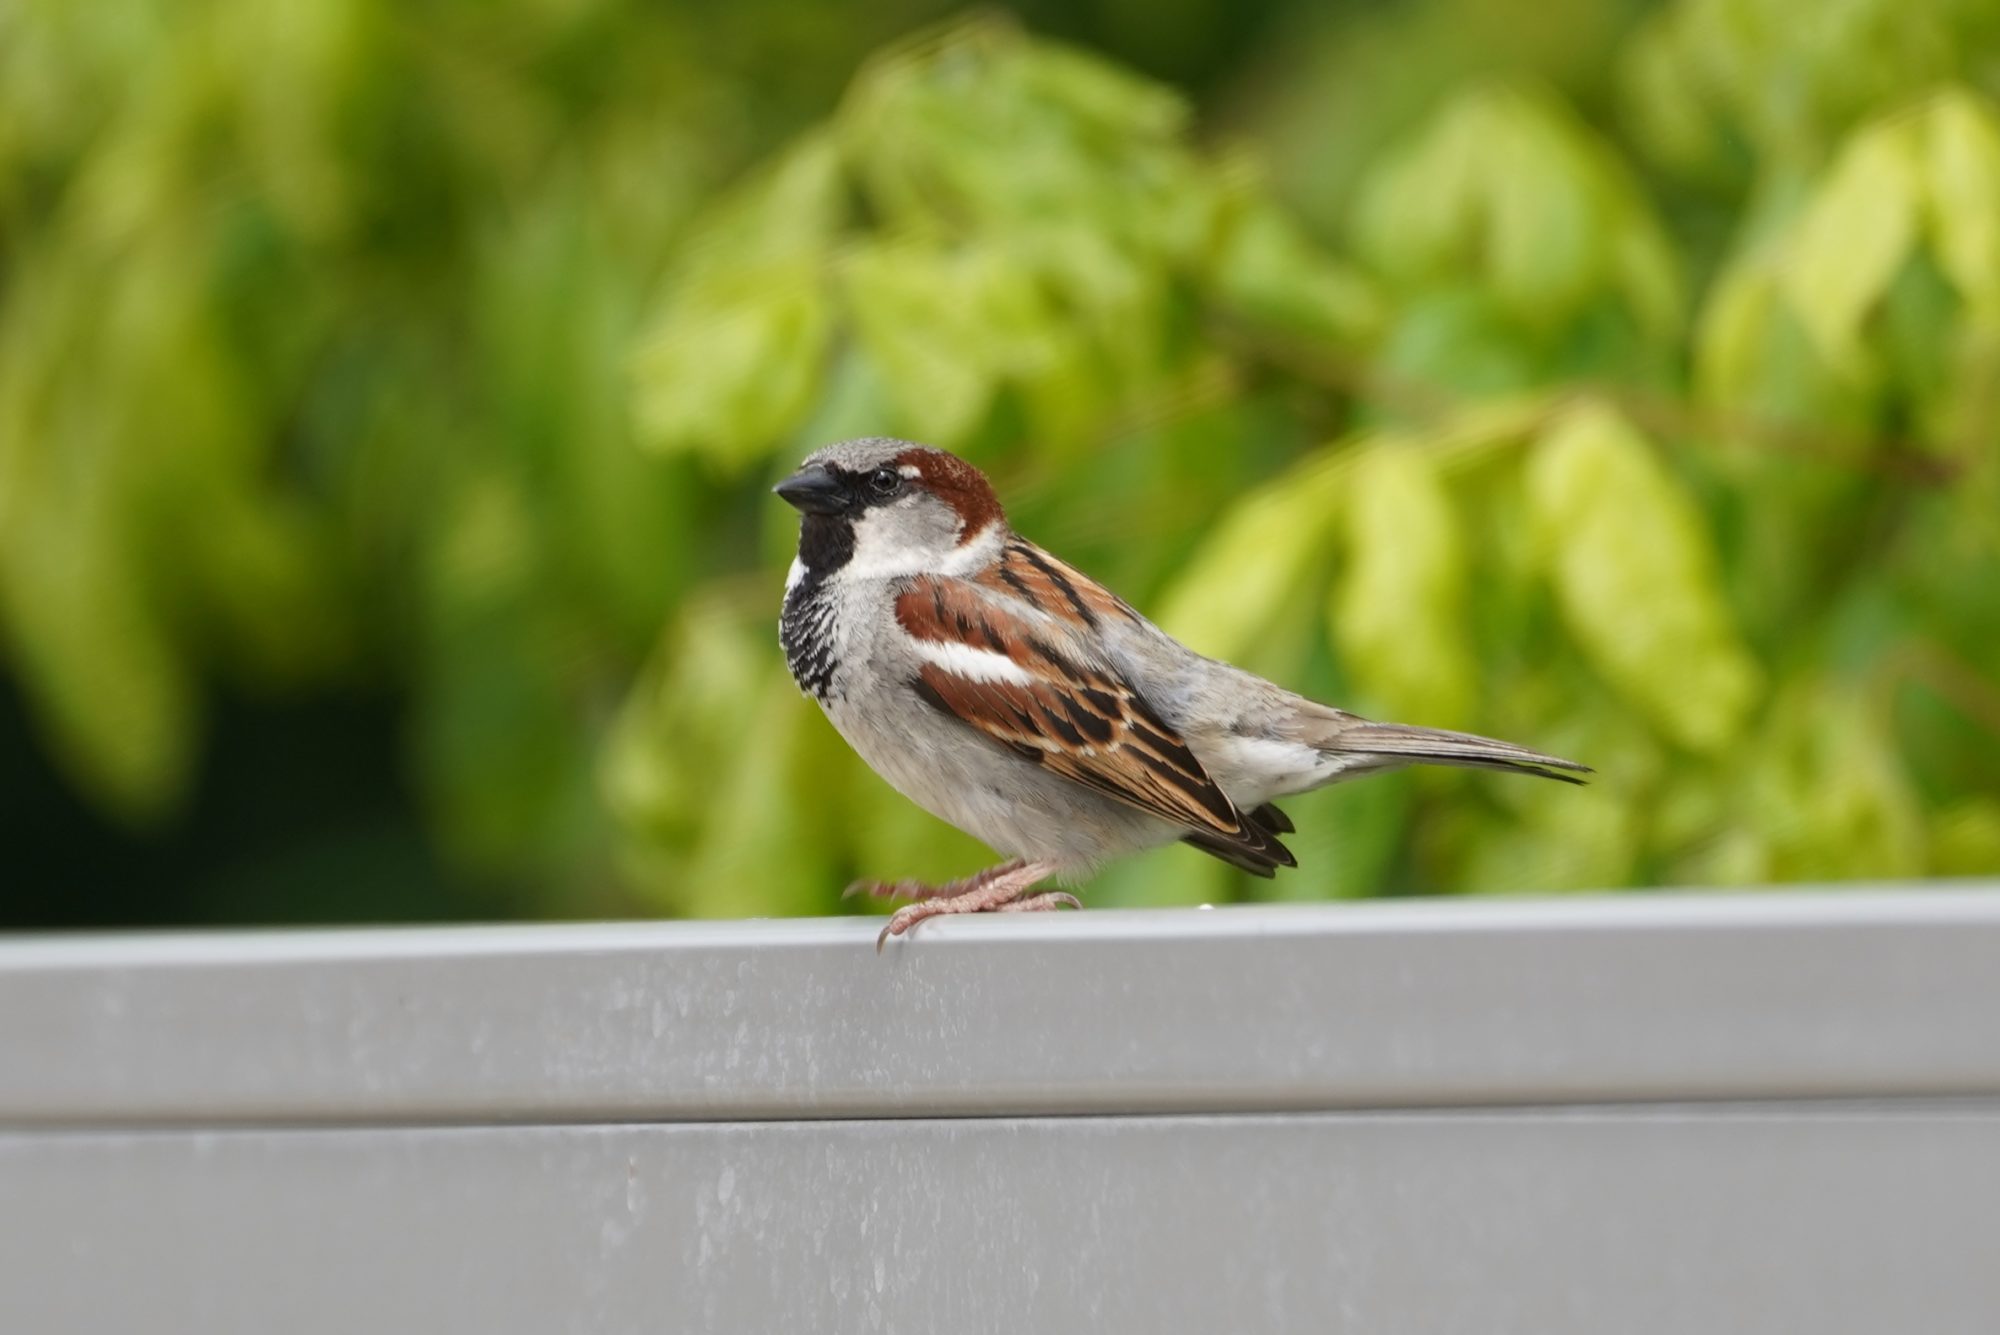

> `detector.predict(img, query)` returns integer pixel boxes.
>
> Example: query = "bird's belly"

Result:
[820,692,1174,869]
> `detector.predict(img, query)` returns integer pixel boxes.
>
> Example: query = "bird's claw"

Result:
[877,906,924,953]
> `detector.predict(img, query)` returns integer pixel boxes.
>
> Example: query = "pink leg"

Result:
[996,891,1081,913]
[877,861,1061,952]
[844,859,1025,904]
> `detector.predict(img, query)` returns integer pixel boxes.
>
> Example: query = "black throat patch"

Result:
[795,513,855,575]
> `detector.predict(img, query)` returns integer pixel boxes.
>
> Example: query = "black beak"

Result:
[773,465,850,516]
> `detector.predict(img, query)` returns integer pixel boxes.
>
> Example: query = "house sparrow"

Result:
[776,438,1589,949]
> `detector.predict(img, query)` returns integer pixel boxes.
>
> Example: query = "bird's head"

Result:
[775,438,1005,581]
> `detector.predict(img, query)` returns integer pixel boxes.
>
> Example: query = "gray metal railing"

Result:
[3,885,1998,1332]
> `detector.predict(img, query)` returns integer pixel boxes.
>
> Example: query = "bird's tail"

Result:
[1317,718,1591,785]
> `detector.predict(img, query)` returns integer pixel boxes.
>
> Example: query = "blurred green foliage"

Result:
[2,0,1996,924]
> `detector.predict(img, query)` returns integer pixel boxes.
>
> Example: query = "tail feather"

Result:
[1248,801,1295,834]
[1324,721,1591,786]
[1180,825,1295,876]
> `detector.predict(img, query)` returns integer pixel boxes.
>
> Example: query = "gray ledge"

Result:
[9,1111,2000,1334]
[3,883,1999,1126]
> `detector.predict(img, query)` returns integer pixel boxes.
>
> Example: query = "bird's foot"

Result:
[844,858,1025,904]
[996,892,1081,913]
[876,861,1061,952]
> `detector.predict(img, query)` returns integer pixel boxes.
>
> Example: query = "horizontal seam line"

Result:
[6,1090,2000,1136]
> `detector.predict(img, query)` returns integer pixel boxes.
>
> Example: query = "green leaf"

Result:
[1527,403,1762,753]
[838,241,999,445]
[1484,91,1608,323]
[414,475,590,870]
[1612,0,1999,169]
[1377,290,1543,403]
[1922,89,2000,323]
[602,591,775,852]
[1330,440,1475,727]
[631,134,843,465]
[632,265,831,466]
[1745,676,1927,880]
[1207,193,1383,348]
[679,674,847,920]
[0,237,221,822]
[1617,10,1726,176]
[1154,445,1349,664]
[0,493,197,824]
[1779,113,1922,369]
[1350,94,1487,284]
[1932,797,2000,876]
[837,15,1199,256]
[1694,249,1872,435]
[1611,214,1686,340]
[1459,780,1642,893]
[1352,85,1680,333]
[232,0,372,242]
[1012,37,1188,143]
[1693,261,1780,409]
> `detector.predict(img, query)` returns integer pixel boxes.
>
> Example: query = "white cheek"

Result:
[938,522,1002,576]
[841,535,931,581]
[837,506,939,581]
[835,508,1001,582]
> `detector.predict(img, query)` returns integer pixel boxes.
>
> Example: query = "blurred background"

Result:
[3,0,1996,930]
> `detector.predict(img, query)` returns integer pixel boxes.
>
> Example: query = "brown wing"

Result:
[895,568,1292,871]
[968,535,1143,631]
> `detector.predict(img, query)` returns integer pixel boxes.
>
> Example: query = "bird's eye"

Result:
[867,467,902,498]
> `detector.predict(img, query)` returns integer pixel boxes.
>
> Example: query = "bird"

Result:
[774,438,1589,949]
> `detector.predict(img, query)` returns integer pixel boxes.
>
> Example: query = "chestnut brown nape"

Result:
[896,447,1004,536]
